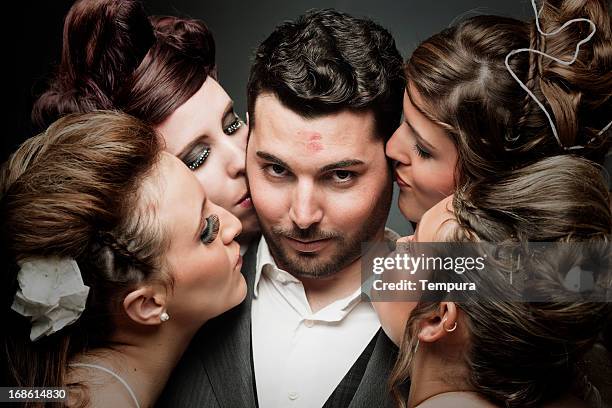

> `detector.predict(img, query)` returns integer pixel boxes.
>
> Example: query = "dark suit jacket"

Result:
[157,240,398,408]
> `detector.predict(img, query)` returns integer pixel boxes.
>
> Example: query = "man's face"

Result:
[246,93,392,279]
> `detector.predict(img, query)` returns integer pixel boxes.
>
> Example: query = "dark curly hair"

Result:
[247,8,405,142]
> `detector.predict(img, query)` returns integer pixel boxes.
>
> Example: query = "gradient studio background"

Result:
[12,1,535,235]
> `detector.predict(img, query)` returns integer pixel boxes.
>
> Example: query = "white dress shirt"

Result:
[251,237,381,408]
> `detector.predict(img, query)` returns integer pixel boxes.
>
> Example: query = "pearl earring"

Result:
[160,311,170,322]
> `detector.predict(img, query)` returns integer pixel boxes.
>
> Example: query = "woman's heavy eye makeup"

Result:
[183,144,211,171]
[223,112,243,135]
[178,102,243,171]
[182,114,242,171]
[222,103,243,135]
[200,214,220,244]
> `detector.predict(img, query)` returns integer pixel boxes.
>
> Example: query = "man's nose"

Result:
[288,179,323,230]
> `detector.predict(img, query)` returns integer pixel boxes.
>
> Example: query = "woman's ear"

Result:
[123,285,167,325]
[417,302,458,343]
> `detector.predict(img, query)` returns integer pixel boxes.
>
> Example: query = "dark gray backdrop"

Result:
[144,0,533,118]
[11,1,534,235]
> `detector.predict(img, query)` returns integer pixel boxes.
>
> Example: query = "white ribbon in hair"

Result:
[504,0,611,150]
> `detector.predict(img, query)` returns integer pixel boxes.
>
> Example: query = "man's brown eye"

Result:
[335,171,350,179]
[269,164,286,176]
[332,170,355,183]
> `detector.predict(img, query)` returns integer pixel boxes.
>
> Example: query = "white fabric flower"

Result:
[11,257,90,341]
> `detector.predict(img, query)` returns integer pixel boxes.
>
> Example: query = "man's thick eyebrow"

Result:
[319,160,365,173]
[405,120,436,152]
[256,151,292,171]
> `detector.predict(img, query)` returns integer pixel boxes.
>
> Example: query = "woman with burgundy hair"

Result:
[32,0,259,248]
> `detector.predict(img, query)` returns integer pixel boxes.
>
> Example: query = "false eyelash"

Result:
[413,144,432,159]
[189,148,210,170]
[224,119,242,135]
[201,214,220,244]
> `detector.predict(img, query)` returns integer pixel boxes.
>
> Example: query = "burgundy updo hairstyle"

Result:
[31,0,216,131]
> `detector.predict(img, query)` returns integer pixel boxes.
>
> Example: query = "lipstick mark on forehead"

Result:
[307,141,323,153]
[299,131,324,153]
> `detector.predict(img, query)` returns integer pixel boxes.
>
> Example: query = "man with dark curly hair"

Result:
[159,9,405,408]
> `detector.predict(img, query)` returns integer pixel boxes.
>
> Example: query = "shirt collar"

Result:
[253,236,361,317]
[254,228,400,299]
[254,236,283,297]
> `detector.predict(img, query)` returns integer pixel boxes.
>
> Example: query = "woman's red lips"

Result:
[236,192,248,205]
[236,192,253,208]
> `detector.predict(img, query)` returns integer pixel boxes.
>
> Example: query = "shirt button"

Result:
[288,392,299,400]
[304,319,314,328]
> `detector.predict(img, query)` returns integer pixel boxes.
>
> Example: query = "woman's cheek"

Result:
[195,166,226,206]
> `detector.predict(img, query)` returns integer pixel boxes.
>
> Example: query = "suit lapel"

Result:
[348,329,398,408]
[197,240,259,408]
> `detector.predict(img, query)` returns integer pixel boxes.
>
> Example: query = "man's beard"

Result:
[259,182,392,279]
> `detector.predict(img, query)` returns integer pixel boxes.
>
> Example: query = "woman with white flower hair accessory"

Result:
[0,111,247,408]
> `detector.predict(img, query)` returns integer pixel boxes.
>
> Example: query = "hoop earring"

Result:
[444,321,457,332]
[160,311,170,322]
[442,316,457,332]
